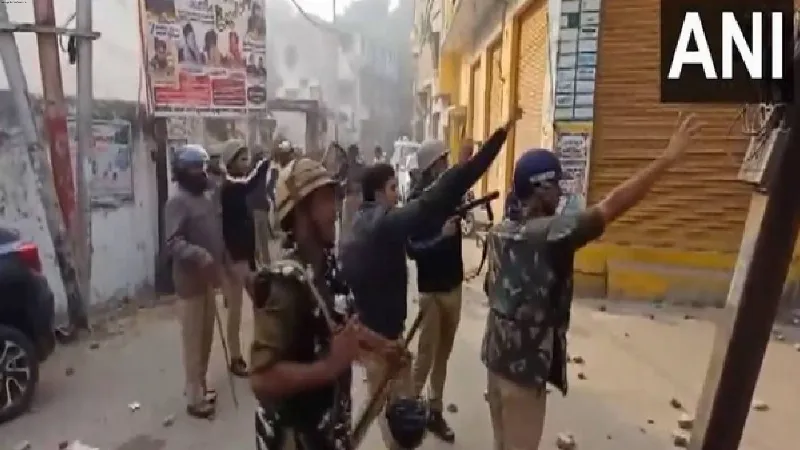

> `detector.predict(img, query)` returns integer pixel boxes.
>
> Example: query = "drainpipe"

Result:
[0,2,87,328]
[74,0,93,314]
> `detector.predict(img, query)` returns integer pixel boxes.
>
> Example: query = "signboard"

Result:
[554,0,601,121]
[67,119,134,207]
[554,121,592,213]
[141,0,268,117]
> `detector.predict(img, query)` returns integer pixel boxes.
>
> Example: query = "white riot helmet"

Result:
[416,140,448,173]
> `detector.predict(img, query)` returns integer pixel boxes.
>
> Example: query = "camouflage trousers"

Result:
[487,371,548,450]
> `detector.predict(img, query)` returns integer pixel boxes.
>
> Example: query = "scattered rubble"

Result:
[672,430,690,447]
[88,342,100,350]
[59,441,69,450]
[577,372,587,380]
[752,400,769,411]
[163,414,176,427]
[446,403,458,413]
[65,367,75,377]
[128,401,141,412]
[670,398,683,409]
[598,305,607,312]
[555,432,576,450]
[624,332,630,338]
[646,419,654,424]
[683,314,694,320]
[571,355,585,365]
[677,413,694,430]
[13,441,31,450]
[648,314,655,320]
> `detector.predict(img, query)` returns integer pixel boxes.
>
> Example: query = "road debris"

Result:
[163,414,176,427]
[447,403,458,413]
[555,432,576,450]
[752,400,769,411]
[647,418,654,424]
[672,430,689,447]
[89,342,100,350]
[59,441,69,450]
[571,355,585,364]
[128,401,141,412]
[677,413,694,430]
[670,398,683,410]
[577,372,587,380]
[794,343,800,352]
[65,367,75,377]
[598,305,607,312]
[13,441,31,450]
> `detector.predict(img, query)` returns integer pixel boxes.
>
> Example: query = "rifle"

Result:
[453,191,500,218]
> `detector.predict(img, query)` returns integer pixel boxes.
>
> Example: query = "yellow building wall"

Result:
[576,0,800,304]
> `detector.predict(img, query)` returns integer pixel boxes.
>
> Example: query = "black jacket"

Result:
[341,127,509,339]
[407,186,463,293]
[221,160,273,264]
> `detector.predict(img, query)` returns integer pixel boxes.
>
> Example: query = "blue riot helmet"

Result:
[510,148,563,217]
[171,144,211,194]
[172,144,209,172]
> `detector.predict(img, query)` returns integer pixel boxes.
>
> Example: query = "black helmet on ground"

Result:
[385,396,429,449]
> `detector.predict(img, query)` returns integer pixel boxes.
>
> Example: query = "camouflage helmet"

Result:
[416,140,448,172]
[275,158,336,229]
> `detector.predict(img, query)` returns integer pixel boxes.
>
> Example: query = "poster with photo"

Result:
[554,121,592,214]
[67,119,134,206]
[142,0,267,117]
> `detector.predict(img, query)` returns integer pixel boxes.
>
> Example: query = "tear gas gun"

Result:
[453,190,500,218]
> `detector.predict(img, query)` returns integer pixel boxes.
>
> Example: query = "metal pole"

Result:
[0,3,87,328]
[689,104,800,447]
[75,0,93,308]
[332,0,339,143]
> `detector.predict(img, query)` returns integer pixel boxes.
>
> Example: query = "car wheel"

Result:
[0,324,39,424]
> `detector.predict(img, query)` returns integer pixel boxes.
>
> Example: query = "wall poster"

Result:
[554,121,592,214]
[67,119,135,207]
[554,0,601,121]
[141,0,268,117]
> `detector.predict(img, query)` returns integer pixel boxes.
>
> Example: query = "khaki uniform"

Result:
[481,210,605,449]
[251,252,353,450]
[361,353,414,450]
[411,286,462,411]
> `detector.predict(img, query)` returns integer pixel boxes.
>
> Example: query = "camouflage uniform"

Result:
[252,247,354,450]
[481,210,604,450]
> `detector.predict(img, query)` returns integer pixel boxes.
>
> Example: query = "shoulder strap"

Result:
[270,259,338,331]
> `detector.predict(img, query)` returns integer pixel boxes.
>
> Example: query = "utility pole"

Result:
[0,3,87,328]
[32,0,89,329]
[74,0,94,311]
[332,0,340,143]
[688,78,800,449]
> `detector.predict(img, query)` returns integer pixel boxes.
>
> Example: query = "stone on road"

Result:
[1,281,799,450]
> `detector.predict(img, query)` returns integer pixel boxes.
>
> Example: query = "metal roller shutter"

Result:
[512,0,548,163]
[592,0,750,252]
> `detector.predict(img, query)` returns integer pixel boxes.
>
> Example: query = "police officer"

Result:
[164,145,226,419]
[481,113,700,449]
[249,158,401,450]
[407,144,463,443]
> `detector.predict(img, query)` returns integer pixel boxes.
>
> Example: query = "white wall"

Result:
[0,1,158,316]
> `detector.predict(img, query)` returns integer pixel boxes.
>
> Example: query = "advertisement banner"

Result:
[554,121,592,214]
[67,119,135,207]
[142,0,268,117]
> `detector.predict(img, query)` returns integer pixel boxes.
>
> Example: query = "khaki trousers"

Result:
[487,372,548,450]
[412,285,462,411]
[253,210,273,266]
[221,260,251,359]
[362,355,414,450]
[179,289,216,406]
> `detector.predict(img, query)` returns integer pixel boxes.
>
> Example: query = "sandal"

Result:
[186,400,215,419]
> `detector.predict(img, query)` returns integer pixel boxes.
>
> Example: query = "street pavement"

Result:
[2,251,800,450]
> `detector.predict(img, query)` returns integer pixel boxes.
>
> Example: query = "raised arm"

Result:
[548,113,701,252]
[381,117,517,237]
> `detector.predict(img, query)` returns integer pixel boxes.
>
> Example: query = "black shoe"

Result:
[230,357,248,377]
[427,410,455,443]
